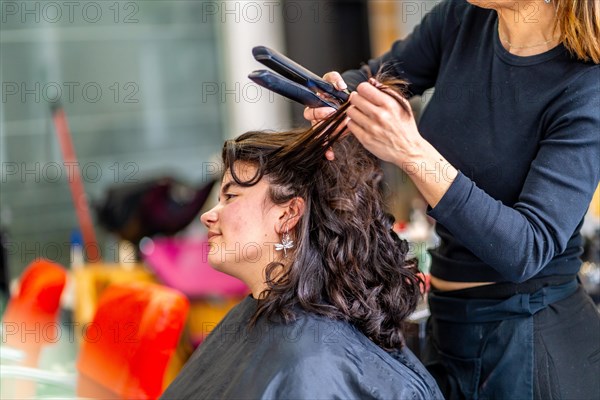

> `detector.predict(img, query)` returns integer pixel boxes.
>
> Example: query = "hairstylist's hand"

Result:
[346,78,423,166]
[302,71,347,125]
[303,72,348,160]
[348,78,458,208]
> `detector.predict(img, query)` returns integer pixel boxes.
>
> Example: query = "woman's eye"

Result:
[224,193,236,201]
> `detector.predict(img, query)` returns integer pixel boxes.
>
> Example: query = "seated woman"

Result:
[161,79,442,399]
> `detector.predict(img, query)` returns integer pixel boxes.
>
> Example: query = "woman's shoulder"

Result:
[262,312,443,398]
[263,310,359,356]
[164,303,441,399]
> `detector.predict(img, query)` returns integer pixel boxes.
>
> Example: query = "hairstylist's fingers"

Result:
[356,81,394,107]
[303,107,312,122]
[346,105,371,132]
[325,148,335,161]
[322,71,347,91]
[396,95,415,117]
[331,116,352,139]
[303,106,336,123]
[349,91,381,119]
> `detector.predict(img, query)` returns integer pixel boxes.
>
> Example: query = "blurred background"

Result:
[1,1,598,398]
[0,0,428,276]
[0,0,432,277]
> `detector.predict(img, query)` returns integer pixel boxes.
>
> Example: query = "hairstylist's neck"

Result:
[496,1,560,56]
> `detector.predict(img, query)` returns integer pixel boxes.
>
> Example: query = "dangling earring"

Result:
[275,225,294,257]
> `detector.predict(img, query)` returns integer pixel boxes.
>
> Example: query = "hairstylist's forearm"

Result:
[396,138,458,209]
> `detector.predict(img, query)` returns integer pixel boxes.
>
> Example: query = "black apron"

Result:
[423,277,578,399]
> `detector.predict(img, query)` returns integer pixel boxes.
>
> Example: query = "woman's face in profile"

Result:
[200,162,283,281]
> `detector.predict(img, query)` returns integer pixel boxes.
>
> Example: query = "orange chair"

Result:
[2,259,67,362]
[76,282,189,399]
[72,262,155,331]
[1,259,67,398]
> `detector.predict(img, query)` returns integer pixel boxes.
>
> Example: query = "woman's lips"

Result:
[207,232,221,239]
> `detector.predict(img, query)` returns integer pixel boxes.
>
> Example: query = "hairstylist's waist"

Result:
[429,238,583,283]
[428,276,579,323]
[431,274,577,300]
[429,276,495,292]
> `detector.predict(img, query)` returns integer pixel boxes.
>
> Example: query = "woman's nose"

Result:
[200,206,218,227]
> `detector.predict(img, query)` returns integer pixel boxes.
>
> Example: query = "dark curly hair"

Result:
[222,78,421,350]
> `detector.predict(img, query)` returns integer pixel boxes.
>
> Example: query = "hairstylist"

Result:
[305,0,600,398]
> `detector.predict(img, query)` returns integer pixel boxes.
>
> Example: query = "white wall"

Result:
[219,2,292,139]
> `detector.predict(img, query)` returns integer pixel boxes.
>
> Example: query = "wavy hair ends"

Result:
[221,77,421,350]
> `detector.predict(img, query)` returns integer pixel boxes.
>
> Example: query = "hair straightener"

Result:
[249,46,350,109]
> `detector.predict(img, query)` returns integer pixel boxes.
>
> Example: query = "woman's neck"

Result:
[496,1,561,56]
[246,276,267,299]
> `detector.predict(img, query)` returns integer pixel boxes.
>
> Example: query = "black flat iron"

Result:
[249,46,350,109]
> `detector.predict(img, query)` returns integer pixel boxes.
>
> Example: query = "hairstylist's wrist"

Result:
[397,139,459,199]
[393,137,431,172]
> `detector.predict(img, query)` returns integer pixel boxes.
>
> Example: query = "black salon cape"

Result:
[161,296,442,399]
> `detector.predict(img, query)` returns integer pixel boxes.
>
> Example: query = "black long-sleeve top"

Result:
[343,0,600,283]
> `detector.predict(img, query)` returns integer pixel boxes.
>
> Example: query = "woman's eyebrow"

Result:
[220,181,241,196]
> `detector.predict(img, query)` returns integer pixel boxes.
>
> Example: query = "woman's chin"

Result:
[206,257,236,277]
[206,256,224,272]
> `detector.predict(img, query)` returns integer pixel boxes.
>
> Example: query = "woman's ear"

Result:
[277,197,305,233]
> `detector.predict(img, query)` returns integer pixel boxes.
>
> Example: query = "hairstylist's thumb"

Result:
[323,71,347,91]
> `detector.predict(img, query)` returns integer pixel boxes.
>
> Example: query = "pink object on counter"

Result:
[142,236,248,299]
